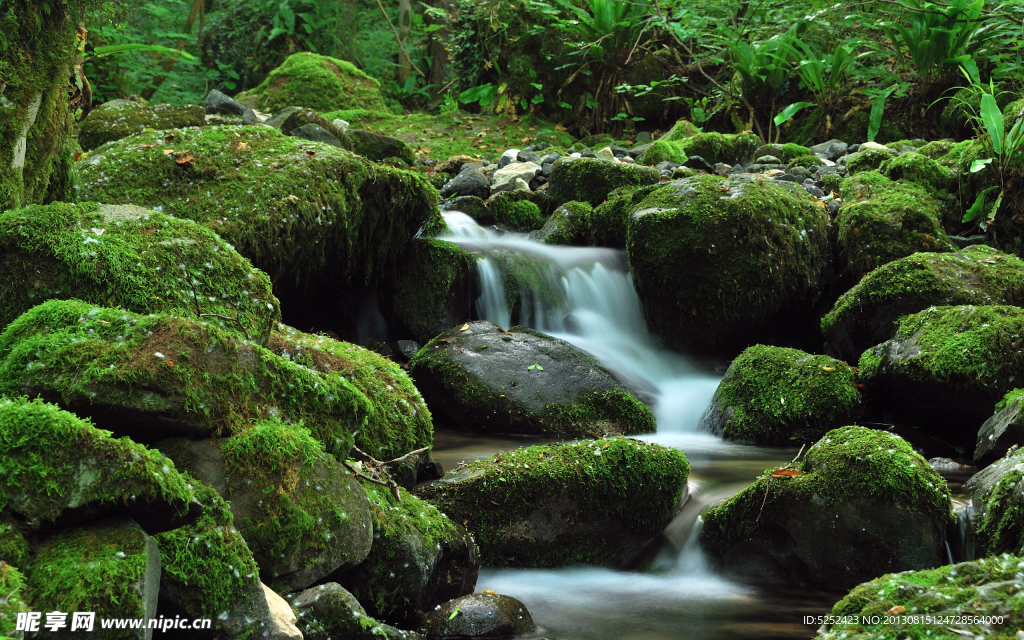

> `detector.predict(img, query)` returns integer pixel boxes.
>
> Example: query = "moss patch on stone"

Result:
[537,201,592,246]
[639,139,688,165]
[786,154,824,169]
[491,196,545,231]
[0,562,30,638]
[846,148,898,174]
[0,396,194,527]
[0,201,280,341]
[879,151,954,193]
[235,52,386,114]
[626,175,831,351]
[0,514,29,569]
[974,464,1024,557]
[0,300,370,457]
[417,437,688,567]
[546,158,660,208]
[77,100,205,152]
[700,345,861,445]
[588,184,659,248]
[75,125,440,285]
[268,325,433,460]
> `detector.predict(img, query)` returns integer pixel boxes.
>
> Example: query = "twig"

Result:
[342,459,402,501]
[172,245,252,341]
[374,0,426,78]
[755,444,806,523]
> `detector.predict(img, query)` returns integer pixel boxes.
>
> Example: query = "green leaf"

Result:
[986,190,1004,227]
[527,363,544,371]
[970,157,994,173]
[530,83,543,90]
[531,94,544,104]
[981,93,1005,155]
[557,101,572,109]
[449,606,462,620]
[773,101,816,126]
[91,44,195,60]
[867,85,897,143]
[963,185,998,222]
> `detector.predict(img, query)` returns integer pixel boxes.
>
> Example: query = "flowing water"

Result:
[433,212,844,639]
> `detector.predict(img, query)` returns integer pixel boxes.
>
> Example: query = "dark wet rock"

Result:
[808,139,848,161]
[442,195,492,223]
[242,108,260,125]
[701,426,953,590]
[421,593,535,639]
[409,321,655,438]
[964,446,1024,556]
[681,156,713,172]
[349,129,417,165]
[288,583,424,640]
[536,201,591,246]
[262,106,348,143]
[416,438,689,568]
[441,166,491,200]
[290,123,344,147]
[975,390,1024,465]
[205,89,248,116]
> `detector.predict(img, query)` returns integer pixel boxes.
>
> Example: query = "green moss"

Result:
[879,152,954,192]
[77,101,205,151]
[975,467,1024,556]
[0,396,194,525]
[547,157,660,208]
[0,299,370,458]
[778,143,813,162]
[846,147,898,174]
[661,119,700,141]
[0,201,280,341]
[235,52,386,114]
[0,514,29,569]
[0,563,30,638]
[28,517,155,628]
[642,132,760,168]
[626,175,831,350]
[822,246,1024,358]
[916,140,957,159]
[268,326,433,460]
[589,184,659,248]
[491,195,545,231]
[822,555,1024,639]
[75,125,440,285]
[639,139,688,165]
[704,345,862,445]
[571,133,616,152]
[702,426,954,558]
[418,437,689,567]
[153,480,262,636]
[786,153,824,169]
[836,171,956,279]
[538,200,592,245]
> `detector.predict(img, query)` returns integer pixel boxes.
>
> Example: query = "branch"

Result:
[678,40,765,142]
[755,444,806,523]
[342,459,402,501]
[374,0,426,78]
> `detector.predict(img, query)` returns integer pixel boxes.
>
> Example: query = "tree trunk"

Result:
[397,0,413,84]
[1,0,96,210]
[426,0,449,94]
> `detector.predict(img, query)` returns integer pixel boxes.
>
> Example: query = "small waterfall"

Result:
[439,211,721,434]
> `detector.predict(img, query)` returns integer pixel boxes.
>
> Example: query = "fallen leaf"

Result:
[555,124,567,131]
[165,360,175,368]
[449,606,462,620]
[483,589,496,595]
[771,469,804,477]
[421,148,431,153]
[520,137,530,143]
[886,606,905,615]
[140,144,157,148]
[821,366,835,371]
[287,195,300,203]
[163,149,174,155]
[459,323,469,331]
[236,141,248,150]
[814,200,826,207]
[175,155,194,165]
[305,150,316,157]
[73,152,86,162]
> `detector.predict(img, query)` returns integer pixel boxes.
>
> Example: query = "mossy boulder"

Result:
[820,555,1024,639]
[879,151,954,193]
[974,389,1024,464]
[348,129,417,166]
[858,305,1024,449]
[0,514,30,569]
[416,438,689,567]
[490,193,545,231]
[963,445,1024,557]
[701,426,953,589]
[0,300,371,458]
[546,158,660,208]
[845,147,897,174]
[836,171,956,281]
[422,593,535,639]
[75,125,440,284]
[267,325,433,461]
[626,175,831,353]
[698,345,862,446]
[28,516,161,636]
[642,132,760,168]
[409,321,655,438]
[786,154,824,170]
[916,140,957,159]
[0,201,280,341]
[822,246,1024,362]
[77,100,205,152]
[588,184,659,248]
[638,139,688,166]
[156,420,373,592]
[154,481,272,639]
[0,561,30,639]
[381,238,478,345]
[337,482,479,628]
[536,201,592,245]
[235,52,386,114]
[0,396,196,533]
[289,582,422,640]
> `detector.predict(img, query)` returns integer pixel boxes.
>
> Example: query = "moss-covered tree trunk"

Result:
[0,0,95,211]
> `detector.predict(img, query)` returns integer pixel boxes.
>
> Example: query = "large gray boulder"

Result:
[288,583,423,640]
[421,593,535,639]
[974,389,1024,465]
[963,446,1024,556]
[409,321,655,438]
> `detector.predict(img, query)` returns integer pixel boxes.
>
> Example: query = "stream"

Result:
[432,212,845,639]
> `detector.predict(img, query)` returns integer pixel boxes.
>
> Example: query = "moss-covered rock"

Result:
[0,514,30,569]
[845,147,897,174]
[75,125,440,285]
[698,345,862,446]
[536,200,592,245]
[157,420,373,592]
[0,201,280,341]
[916,139,957,159]
[348,129,416,166]
[235,52,386,114]
[422,593,535,639]
[701,426,953,589]
[820,555,1024,639]
[289,582,423,640]
[410,321,655,438]
[0,300,370,457]
[77,100,205,152]
[490,194,545,231]
[786,154,824,170]
[626,175,831,353]
[822,246,1024,362]
[28,516,161,634]
[638,139,688,166]
[835,171,956,281]
[154,481,272,639]
[337,482,478,627]
[858,305,1024,448]
[588,184,659,248]
[641,132,760,168]
[939,86,1017,140]
[0,561,30,639]
[417,437,688,567]
[546,157,660,208]
[268,325,433,460]
[963,445,1024,557]
[879,151,954,193]
[0,396,196,532]
[974,389,1024,464]
[381,238,478,345]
